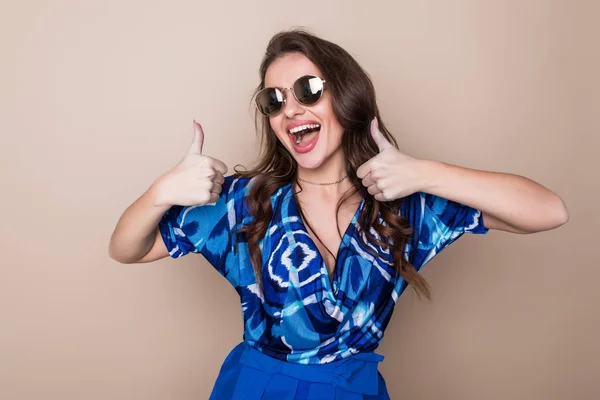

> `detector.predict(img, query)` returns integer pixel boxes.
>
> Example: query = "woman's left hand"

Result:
[356,118,428,202]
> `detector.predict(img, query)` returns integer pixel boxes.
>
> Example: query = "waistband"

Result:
[238,343,385,395]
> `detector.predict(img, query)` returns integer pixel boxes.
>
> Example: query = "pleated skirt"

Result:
[209,342,390,399]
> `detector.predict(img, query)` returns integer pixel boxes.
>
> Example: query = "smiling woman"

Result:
[108,29,568,399]
[262,53,346,170]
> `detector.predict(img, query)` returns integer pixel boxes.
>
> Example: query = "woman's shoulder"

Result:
[223,174,255,195]
[224,174,292,199]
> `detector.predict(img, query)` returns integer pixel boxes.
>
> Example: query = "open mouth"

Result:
[288,123,321,145]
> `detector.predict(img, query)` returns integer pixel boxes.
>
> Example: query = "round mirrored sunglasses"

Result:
[255,75,326,117]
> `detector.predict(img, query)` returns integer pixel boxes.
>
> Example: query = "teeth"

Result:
[288,124,320,134]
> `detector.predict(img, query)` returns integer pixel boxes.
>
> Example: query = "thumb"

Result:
[189,120,204,155]
[370,117,393,152]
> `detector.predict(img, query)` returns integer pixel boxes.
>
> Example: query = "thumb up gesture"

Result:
[356,118,425,202]
[154,121,228,207]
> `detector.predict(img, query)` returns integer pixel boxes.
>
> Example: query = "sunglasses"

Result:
[255,74,327,117]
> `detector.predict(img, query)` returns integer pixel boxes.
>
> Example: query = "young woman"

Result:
[109,29,568,399]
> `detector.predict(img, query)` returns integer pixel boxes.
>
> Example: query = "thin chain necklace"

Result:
[297,175,348,186]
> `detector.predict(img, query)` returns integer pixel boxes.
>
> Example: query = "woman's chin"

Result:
[295,156,323,171]
[293,145,344,172]
[288,143,322,169]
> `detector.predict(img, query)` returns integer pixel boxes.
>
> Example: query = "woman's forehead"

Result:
[265,53,323,87]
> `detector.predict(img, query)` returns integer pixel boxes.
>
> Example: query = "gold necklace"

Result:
[297,175,348,186]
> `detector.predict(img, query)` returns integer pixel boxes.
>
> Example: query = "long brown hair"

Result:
[234,29,430,299]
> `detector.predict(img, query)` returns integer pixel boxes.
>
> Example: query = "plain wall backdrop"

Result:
[1,0,598,399]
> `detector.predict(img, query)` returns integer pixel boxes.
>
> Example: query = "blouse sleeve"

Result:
[157,175,251,286]
[401,191,488,270]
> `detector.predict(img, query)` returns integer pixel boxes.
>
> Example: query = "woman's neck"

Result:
[296,146,345,180]
[294,149,357,199]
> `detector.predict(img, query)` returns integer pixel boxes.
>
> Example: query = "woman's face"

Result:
[264,52,344,171]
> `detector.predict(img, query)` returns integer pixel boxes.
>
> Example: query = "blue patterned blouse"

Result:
[159,175,487,364]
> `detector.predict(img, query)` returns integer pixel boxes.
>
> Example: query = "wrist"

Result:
[148,178,172,211]
[416,159,447,194]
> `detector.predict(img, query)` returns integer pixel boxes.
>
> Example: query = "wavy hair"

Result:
[234,29,430,299]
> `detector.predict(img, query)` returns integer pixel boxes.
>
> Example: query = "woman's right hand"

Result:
[153,121,228,207]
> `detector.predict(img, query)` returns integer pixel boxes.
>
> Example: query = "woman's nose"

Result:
[282,89,304,118]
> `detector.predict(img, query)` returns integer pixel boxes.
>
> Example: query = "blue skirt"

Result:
[209,342,390,399]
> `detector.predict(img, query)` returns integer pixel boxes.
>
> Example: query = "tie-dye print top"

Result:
[158,175,487,364]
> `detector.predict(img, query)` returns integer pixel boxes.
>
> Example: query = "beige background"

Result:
[1,0,598,399]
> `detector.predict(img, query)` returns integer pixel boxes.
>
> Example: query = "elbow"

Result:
[517,196,569,234]
[534,196,570,233]
[548,193,569,229]
[554,197,570,227]
[108,240,137,264]
[109,252,138,264]
[109,252,130,264]
[108,247,127,264]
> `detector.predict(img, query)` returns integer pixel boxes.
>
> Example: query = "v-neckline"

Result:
[291,189,365,288]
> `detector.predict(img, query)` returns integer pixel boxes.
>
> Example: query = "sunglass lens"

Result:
[256,88,284,116]
[294,76,324,105]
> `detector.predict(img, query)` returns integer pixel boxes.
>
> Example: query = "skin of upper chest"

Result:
[297,196,362,275]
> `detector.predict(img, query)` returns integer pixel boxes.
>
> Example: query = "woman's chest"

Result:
[255,199,398,312]
[298,200,360,277]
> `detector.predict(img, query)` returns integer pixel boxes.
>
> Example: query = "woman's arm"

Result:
[108,183,171,263]
[417,160,569,234]
[108,121,227,263]
[357,118,569,234]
